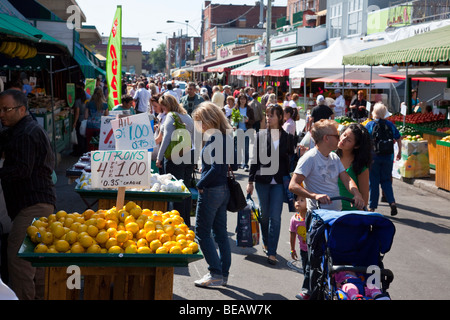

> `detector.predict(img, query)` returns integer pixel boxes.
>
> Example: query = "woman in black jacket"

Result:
[246,104,294,265]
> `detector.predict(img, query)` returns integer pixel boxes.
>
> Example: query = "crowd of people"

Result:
[0,73,402,300]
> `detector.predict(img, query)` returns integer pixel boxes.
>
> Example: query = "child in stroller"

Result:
[307,197,395,300]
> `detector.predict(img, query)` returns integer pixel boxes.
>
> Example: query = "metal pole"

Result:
[265,0,272,67]
[49,56,57,167]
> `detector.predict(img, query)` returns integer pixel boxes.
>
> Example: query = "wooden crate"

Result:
[436,140,450,191]
[423,133,440,168]
[45,266,174,300]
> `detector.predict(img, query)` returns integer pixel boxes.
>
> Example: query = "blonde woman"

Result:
[84,87,109,150]
[191,102,233,287]
[157,94,195,227]
[266,93,277,107]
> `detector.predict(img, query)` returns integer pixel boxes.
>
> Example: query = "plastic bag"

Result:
[71,128,78,144]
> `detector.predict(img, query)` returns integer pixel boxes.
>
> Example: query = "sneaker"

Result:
[373,293,391,300]
[390,203,398,216]
[194,273,223,288]
[222,276,228,286]
[295,292,310,300]
[352,294,364,300]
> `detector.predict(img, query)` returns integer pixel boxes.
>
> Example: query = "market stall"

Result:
[436,136,450,191]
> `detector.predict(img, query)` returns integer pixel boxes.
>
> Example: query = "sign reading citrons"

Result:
[27,201,198,255]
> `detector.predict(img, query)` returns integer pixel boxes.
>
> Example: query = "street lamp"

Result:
[167,20,202,64]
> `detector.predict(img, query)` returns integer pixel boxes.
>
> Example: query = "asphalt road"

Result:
[54,154,450,302]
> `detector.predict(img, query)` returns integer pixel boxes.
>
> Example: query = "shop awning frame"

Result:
[193,54,248,73]
[207,55,259,73]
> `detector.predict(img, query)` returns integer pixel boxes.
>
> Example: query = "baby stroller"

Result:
[306,197,395,300]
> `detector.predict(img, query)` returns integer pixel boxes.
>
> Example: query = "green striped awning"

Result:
[342,25,450,66]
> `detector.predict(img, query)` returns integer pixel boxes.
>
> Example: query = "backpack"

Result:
[372,119,394,155]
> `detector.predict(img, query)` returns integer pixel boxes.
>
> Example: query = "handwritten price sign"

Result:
[110,113,156,151]
[90,150,149,188]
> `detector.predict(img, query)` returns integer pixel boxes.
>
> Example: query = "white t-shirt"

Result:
[133,88,151,113]
[294,147,345,211]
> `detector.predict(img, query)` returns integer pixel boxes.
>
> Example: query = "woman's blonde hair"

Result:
[192,102,232,134]
[91,87,106,112]
[267,93,277,105]
[158,94,187,115]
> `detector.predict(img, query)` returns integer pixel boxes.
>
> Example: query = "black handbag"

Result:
[227,166,247,212]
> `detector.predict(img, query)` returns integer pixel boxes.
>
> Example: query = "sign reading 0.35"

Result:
[90,150,149,188]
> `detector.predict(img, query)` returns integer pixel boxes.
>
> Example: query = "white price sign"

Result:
[110,113,156,151]
[90,150,150,188]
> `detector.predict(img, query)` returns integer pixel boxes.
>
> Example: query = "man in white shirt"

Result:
[164,83,179,101]
[333,89,346,117]
[133,82,151,114]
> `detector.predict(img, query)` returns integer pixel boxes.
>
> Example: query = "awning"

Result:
[73,43,106,79]
[208,55,259,73]
[193,54,248,73]
[231,49,297,76]
[0,13,68,52]
[255,50,321,77]
[380,69,448,83]
[342,24,450,66]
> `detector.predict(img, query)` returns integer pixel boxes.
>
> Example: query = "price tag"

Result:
[110,113,156,151]
[90,150,149,189]
[99,116,116,150]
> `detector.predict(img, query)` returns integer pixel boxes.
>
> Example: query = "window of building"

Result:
[329,2,342,38]
[348,0,363,35]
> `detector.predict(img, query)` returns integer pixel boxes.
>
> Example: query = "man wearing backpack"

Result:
[365,103,402,216]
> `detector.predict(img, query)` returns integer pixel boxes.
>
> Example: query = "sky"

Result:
[76,0,287,52]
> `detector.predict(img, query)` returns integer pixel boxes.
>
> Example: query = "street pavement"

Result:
[54,152,450,301]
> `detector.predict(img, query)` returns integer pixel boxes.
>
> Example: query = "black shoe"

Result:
[390,203,398,216]
[381,195,388,203]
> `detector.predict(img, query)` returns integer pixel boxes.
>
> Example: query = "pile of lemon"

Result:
[27,201,199,255]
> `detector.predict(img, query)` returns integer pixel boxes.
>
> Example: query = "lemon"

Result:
[135,229,147,240]
[56,210,68,220]
[79,235,94,248]
[145,230,157,243]
[27,225,39,238]
[125,201,137,212]
[163,225,175,236]
[63,217,74,228]
[115,230,128,243]
[125,222,139,234]
[182,247,193,254]
[70,222,81,232]
[125,245,138,254]
[124,215,136,225]
[185,233,195,241]
[87,225,99,237]
[55,240,70,252]
[86,244,101,253]
[82,209,95,220]
[78,224,88,234]
[51,224,66,239]
[155,247,168,254]
[108,246,122,254]
[32,220,47,230]
[64,230,78,244]
[106,227,117,238]
[136,216,147,229]
[152,213,162,222]
[95,231,109,244]
[48,214,57,223]
[163,241,176,251]
[136,238,148,248]
[105,238,118,250]
[85,218,97,227]
[172,215,184,226]
[189,242,199,253]
[163,218,174,226]
[156,229,164,239]
[105,211,118,221]
[70,243,85,253]
[149,239,162,251]
[176,234,186,241]
[142,209,152,216]
[177,239,188,249]
[106,219,118,230]
[144,220,155,232]
[129,207,142,219]
[34,243,48,253]
[96,218,106,230]
[122,239,136,248]
[159,233,171,244]
[118,209,129,222]
[170,246,182,254]
[137,246,151,254]
[47,246,58,253]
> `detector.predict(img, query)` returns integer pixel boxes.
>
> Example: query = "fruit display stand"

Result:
[18,235,203,300]
[436,139,450,191]
[421,130,447,169]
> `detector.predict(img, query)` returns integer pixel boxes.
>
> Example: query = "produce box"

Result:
[436,139,450,191]
[398,140,430,178]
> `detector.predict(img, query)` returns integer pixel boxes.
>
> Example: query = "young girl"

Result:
[289,195,310,300]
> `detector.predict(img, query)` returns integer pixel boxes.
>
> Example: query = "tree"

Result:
[148,44,166,73]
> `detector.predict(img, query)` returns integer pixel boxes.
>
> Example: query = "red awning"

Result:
[380,72,447,83]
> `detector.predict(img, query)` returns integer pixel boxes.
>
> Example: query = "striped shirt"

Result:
[0,115,56,220]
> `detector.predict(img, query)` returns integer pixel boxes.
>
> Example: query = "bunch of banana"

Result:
[0,41,37,59]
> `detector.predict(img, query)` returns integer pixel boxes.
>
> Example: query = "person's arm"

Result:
[290,231,298,260]
[73,105,80,129]
[357,168,370,207]
[396,138,402,161]
[84,107,89,120]
[289,173,331,205]
[157,114,174,162]
[338,171,364,209]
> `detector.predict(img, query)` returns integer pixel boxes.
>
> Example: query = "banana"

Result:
[11,43,23,58]
[23,46,37,59]
[4,42,17,56]
[18,45,30,59]
[0,42,7,53]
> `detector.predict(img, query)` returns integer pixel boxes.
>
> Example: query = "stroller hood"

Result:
[310,209,396,267]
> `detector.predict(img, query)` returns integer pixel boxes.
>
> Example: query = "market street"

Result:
[54,153,450,301]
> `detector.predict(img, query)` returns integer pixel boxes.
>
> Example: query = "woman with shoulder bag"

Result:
[246,104,294,265]
[156,94,195,227]
[191,102,234,287]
